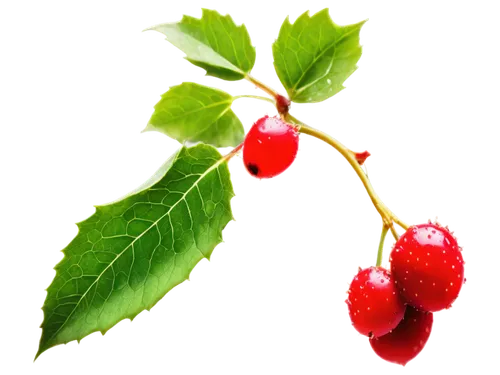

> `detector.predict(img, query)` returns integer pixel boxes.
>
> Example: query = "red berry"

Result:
[243,116,299,178]
[369,306,433,366]
[390,223,464,312]
[347,267,406,338]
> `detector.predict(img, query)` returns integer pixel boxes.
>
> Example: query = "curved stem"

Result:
[223,142,243,161]
[287,114,408,240]
[376,224,389,267]
[233,92,276,106]
[245,74,279,99]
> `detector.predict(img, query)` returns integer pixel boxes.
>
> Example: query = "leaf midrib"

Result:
[43,154,226,348]
[289,26,361,97]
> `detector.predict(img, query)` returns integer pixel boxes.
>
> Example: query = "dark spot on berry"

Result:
[247,163,259,176]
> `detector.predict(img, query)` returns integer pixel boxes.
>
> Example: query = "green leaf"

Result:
[145,82,244,147]
[147,9,255,81]
[37,144,234,358]
[273,9,365,103]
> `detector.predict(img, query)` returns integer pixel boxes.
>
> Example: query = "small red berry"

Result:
[347,267,406,338]
[390,223,465,312]
[369,306,433,366]
[243,116,299,178]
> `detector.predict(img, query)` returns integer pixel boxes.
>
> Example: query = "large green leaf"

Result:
[273,9,365,103]
[37,144,234,358]
[145,82,244,147]
[147,9,255,81]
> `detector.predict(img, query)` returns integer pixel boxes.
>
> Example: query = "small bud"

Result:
[356,148,373,165]
[276,94,292,115]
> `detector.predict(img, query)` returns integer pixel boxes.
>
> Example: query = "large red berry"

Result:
[369,306,433,366]
[243,116,299,178]
[390,223,464,312]
[346,267,406,338]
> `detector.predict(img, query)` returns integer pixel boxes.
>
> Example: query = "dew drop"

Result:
[327,78,332,84]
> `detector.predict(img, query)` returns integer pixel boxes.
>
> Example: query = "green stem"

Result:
[245,74,279,99]
[233,92,276,106]
[287,114,408,240]
[376,224,389,267]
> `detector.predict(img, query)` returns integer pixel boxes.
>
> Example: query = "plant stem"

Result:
[233,92,276,106]
[245,74,279,99]
[223,142,244,161]
[376,224,389,267]
[286,114,408,239]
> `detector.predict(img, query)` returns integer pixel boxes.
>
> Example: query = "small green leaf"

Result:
[147,9,255,81]
[273,9,365,103]
[37,144,234,358]
[145,82,244,147]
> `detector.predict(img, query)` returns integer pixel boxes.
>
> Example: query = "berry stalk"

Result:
[376,224,389,267]
[286,114,408,240]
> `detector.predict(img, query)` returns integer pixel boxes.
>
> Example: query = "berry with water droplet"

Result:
[243,116,299,178]
[390,223,464,312]
[347,267,406,337]
[369,305,433,366]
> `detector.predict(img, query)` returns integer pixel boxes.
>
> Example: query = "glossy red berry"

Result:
[369,306,433,366]
[243,116,299,178]
[390,223,464,312]
[346,267,406,338]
